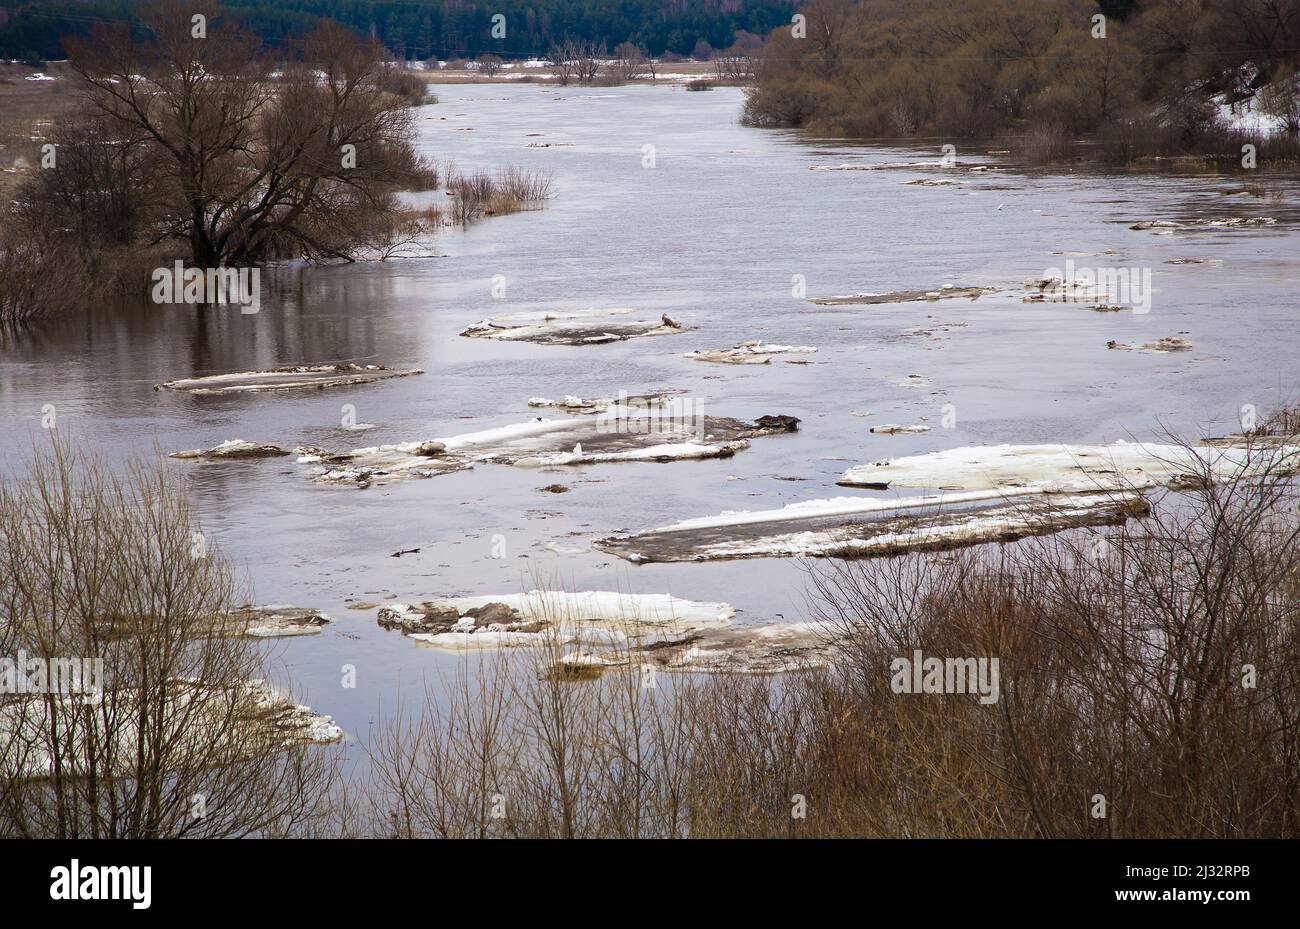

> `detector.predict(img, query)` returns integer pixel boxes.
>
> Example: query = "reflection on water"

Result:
[3,84,1299,748]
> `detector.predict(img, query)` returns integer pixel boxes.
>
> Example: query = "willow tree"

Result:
[65,0,433,267]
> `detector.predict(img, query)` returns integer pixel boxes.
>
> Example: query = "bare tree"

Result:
[612,42,649,82]
[62,0,433,267]
[572,39,606,85]
[546,43,575,86]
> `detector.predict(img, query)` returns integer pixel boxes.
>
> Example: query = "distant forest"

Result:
[0,0,799,61]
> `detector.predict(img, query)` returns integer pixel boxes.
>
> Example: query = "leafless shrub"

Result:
[362,432,1300,838]
[1021,122,1073,164]
[375,66,434,106]
[444,165,553,224]
[611,43,650,83]
[0,438,339,837]
[713,54,756,84]
[477,54,505,78]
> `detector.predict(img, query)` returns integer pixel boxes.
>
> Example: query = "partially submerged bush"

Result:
[445,166,553,224]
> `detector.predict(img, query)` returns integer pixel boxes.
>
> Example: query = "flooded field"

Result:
[3,83,1299,751]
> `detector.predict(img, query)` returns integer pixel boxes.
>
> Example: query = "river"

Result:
[2,82,1298,751]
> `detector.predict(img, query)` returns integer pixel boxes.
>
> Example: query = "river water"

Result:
[2,83,1298,748]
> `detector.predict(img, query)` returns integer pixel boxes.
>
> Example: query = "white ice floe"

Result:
[460,308,684,344]
[527,393,677,413]
[870,424,932,435]
[306,411,793,486]
[811,160,1003,173]
[593,489,1147,563]
[685,340,818,365]
[513,440,748,467]
[392,591,735,652]
[410,630,553,649]
[422,591,734,626]
[1106,337,1192,354]
[839,442,1300,492]
[223,604,331,638]
[157,363,422,394]
[1,679,340,779]
[1129,217,1276,232]
[649,621,840,673]
[628,487,1063,532]
[548,621,843,675]
[810,284,998,306]
[170,439,290,460]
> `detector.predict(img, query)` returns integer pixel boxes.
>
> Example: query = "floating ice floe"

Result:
[899,322,967,339]
[379,590,736,649]
[170,439,291,460]
[559,621,840,675]
[1021,276,1110,303]
[215,604,331,638]
[1129,217,1276,232]
[300,440,471,488]
[592,489,1148,563]
[904,178,962,187]
[156,362,423,394]
[460,309,684,345]
[810,160,1003,173]
[0,680,341,779]
[526,392,676,413]
[685,340,818,365]
[304,412,799,487]
[809,284,999,306]
[870,423,932,435]
[1106,337,1192,353]
[892,374,931,387]
[837,442,1300,492]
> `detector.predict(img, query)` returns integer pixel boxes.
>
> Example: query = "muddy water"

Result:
[3,84,1299,752]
